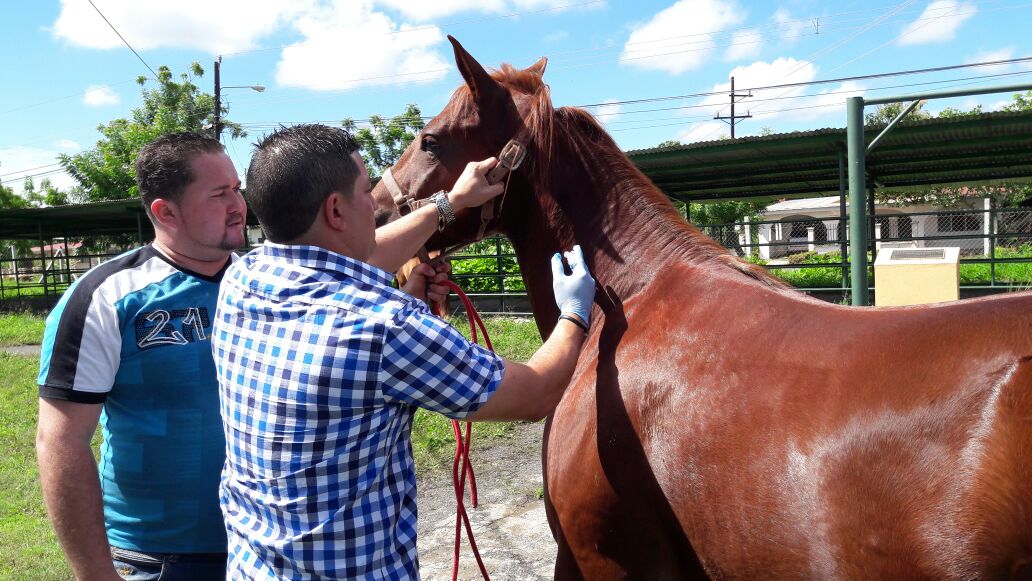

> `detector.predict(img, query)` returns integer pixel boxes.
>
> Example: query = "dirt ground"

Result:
[416,421,557,581]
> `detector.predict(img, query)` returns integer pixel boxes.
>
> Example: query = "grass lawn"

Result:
[0,315,542,579]
[0,313,46,347]
[0,353,71,581]
[411,316,544,474]
[752,247,1032,288]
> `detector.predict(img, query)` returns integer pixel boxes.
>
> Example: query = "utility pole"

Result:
[714,76,752,139]
[213,56,222,142]
[212,57,264,143]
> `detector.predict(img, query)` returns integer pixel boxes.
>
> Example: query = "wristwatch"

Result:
[432,191,456,231]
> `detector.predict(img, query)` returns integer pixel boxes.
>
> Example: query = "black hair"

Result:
[245,124,361,242]
[135,132,225,219]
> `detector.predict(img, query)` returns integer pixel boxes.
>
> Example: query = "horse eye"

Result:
[421,136,440,159]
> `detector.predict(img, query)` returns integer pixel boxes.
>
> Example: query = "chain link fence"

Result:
[4,206,1031,312]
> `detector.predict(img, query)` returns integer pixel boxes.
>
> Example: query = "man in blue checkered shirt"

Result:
[212,124,595,579]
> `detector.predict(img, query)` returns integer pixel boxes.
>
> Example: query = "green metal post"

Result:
[62,233,71,289]
[846,96,869,305]
[838,150,849,294]
[496,236,504,313]
[39,223,49,303]
[868,185,878,265]
[0,247,6,301]
[990,206,997,286]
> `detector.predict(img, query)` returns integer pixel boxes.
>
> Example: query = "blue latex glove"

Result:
[550,245,596,326]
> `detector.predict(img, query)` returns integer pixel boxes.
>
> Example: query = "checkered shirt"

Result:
[212,243,504,580]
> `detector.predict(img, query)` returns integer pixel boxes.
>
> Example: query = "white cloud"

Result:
[375,0,586,22]
[964,47,1015,74]
[52,0,303,54]
[678,120,727,142]
[54,139,81,151]
[620,0,745,74]
[794,81,865,119]
[82,85,120,107]
[377,0,505,21]
[594,100,622,124]
[675,57,866,142]
[771,8,806,44]
[898,0,976,46]
[0,147,77,195]
[277,1,450,91]
[725,29,762,61]
[543,30,569,43]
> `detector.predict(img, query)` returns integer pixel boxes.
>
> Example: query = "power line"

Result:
[219,0,606,58]
[0,168,68,187]
[578,55,1032,109]
[231,69,1032,137]
[601,68,1032,122]
[6,70,1031,184]
[7,0,1024,120]
[0,162,64,178]
[696,0,921,141]
[695,0,997,141]
[601,68,1032,132]
[200,0,1032,111]
[86,0,159,81]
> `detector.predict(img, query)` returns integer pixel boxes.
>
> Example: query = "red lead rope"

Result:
[434,280,492,581]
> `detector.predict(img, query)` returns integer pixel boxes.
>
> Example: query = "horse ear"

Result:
[526,57,547,77]
[448,35,502,104]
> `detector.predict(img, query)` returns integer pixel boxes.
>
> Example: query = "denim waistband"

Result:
[111,547,227,562]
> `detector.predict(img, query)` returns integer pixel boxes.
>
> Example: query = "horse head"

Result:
[373,36,552,253]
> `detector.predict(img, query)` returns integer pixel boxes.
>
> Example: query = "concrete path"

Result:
[1,344,41,357]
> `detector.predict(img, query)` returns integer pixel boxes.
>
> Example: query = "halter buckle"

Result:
[487,140,527,184]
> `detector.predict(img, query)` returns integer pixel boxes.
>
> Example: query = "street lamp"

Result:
[213,56,265,142]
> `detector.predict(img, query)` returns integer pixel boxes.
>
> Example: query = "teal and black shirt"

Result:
[38,244,231,553]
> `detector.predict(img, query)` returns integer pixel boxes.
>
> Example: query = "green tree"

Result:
[687,199,768,225]
[22,177,70,207]
[937,104,983,118]
[864,101,931,126]
[0,179,32,260]
[0,180,28,209]
[59,63,242,202]
[873,96,1032,208]
[655,139,682,148]
[342,104,425,176]
[1002,90,1032,111]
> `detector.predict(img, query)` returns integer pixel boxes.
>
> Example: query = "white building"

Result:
[754,195,992,260]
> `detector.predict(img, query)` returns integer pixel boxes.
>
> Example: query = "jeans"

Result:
[111,546,227,581]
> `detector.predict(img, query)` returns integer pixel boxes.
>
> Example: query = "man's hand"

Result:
[551,245,595,328]
[401,260,452,306]
[447,158,504,211]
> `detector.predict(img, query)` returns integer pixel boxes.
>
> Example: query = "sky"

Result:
[3,0,1032,196]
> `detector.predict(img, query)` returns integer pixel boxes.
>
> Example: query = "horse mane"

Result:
[488,64,785,288]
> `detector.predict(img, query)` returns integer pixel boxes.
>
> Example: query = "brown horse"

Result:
[375,37,1032,579]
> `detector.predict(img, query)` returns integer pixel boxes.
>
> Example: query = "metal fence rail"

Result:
[696,205,1032,301]
[4,207,1030,312]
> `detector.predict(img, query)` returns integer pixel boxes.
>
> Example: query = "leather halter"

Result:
[380,139,527,260]
[381,167,434,217]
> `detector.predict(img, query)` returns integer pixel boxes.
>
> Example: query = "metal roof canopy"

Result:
[844,81,1032,306]
[0,199,154,241]
[628,108,1032,203]
[0,198,262,241]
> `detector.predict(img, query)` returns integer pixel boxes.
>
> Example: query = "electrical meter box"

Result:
[874,247,960,306]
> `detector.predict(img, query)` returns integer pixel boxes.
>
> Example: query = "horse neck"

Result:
[503,114,760,335]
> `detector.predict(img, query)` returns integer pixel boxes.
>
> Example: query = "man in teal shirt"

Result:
[35,132,488,579]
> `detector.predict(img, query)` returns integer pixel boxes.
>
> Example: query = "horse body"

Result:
[547,265,1032,578]
[376,36,1032,579]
